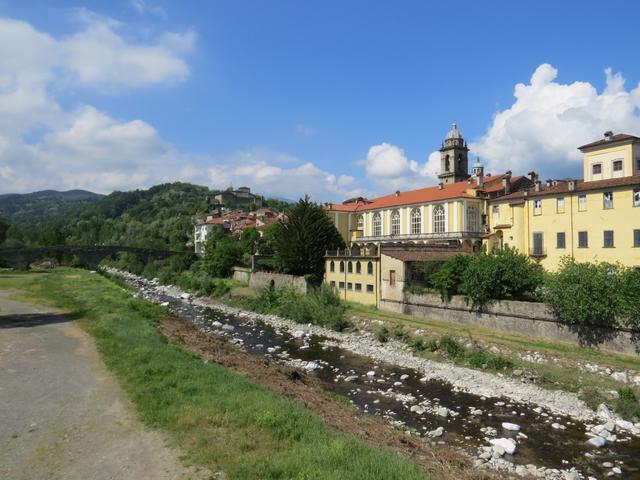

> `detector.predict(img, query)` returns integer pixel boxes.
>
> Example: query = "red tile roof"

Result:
[323,174,518,212]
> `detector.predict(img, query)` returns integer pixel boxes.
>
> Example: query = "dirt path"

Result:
[158,315,501,480]
[0,290,215,480]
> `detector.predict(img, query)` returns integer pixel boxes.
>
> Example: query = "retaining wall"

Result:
[232,267,251,284]
[380,292,639,356]
[249,271,309,294]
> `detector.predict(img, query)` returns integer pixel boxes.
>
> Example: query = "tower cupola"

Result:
[438,122,470,185]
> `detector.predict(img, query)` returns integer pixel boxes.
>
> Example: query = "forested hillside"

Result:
[1,183,214,250]
[0,190,103,225]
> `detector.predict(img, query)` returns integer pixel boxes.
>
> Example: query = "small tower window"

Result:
[445,155,450,172]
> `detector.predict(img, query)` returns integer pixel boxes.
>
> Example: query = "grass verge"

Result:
[2,269,427,480]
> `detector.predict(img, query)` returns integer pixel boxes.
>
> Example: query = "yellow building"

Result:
[487,132,640,270]
[324,127,640,307]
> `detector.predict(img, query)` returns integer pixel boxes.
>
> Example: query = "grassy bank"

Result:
[3,269,427,480]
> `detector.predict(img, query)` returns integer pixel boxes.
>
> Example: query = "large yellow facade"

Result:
[324,131,640,307]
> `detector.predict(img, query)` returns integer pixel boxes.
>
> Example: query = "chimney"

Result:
[395,190,400,197]
[604,130,614,141]
[438,183,443,190]
[534,181,541,192]
[568,180,576,191]
[528,170,538,183]
[502,171,512,195]
[546,179,552,188]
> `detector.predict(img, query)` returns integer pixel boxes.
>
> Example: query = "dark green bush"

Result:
[376,326,390,343]
[460,247,543,307]
[439,335,464,358]
[249,284,350,331]
[619,268,640,327]
[430,255,472,301]
[544,258,623,327]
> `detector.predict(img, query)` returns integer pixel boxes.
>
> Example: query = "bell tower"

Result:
[438,122,470,185]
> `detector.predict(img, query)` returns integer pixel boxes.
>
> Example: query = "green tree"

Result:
[203,233,241,277]
[0,217,9,245]
[460,247,543,307]
[544,257,622,327]
[619,267,640,327]
[430,255,472,301]
[270,196,345,277]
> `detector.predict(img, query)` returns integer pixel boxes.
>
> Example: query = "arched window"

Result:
[356,215,364,230]
[433,204,445,233]
[356,261,361,274]
[339,261,345,273]
[367,261,374,275]
[391,210,400,235]
[330,261,335,272]
[457,154,463,170]
[410,208,421,235]
[466,204,479,232]
[445,154,450,172]
[348,261,353,273]
[372,212,382,236]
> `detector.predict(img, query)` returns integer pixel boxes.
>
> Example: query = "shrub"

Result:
[460,247,543,307]
[430,255,472,301]
[544,258,622,327]
[249,284,350,331]
[439,335,464,358]
[376,326,390,343]
[619,268,640,327]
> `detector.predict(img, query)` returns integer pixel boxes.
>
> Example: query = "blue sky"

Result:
[1,0,640,200]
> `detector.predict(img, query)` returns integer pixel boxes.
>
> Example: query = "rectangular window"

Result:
[592,163,602,175]
[634,229,640,247]
[604,230,614,248]
[389,270,396,286]
[532,232,544,256]
[613,159,623,172]
[634,188,640,207]
[556,232,566,249]
[578,194,587,212]
[533,199,542,215]
[338,281,345,289]
[366,284,374,293]
[347,282,353,290]
[330,281,336,288]
[603,191,613,209]
[556,197,565,214]
[355,283,362,292]
[578,231,588,248]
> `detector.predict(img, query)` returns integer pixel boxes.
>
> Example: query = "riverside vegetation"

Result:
[5,269,428,480]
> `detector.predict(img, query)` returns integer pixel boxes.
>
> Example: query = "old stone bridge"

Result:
[0,245,190,270]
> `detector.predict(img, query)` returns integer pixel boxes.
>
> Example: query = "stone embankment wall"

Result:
[232,267,251,284]
[249,271,309,294]
[380,292,639,356]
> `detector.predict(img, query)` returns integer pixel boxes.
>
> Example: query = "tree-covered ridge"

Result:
[2,183,214,250]
[1,182,292,251]
[0,189,104,226]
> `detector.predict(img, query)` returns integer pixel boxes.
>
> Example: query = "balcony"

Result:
[529,248,547,258]
[354,230,484,244]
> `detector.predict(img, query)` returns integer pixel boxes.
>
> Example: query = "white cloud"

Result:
[471,63,640,179]
[207,149,364,201]
[362,142,440,192]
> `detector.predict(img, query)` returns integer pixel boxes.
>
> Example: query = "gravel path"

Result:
[0,288,216,480]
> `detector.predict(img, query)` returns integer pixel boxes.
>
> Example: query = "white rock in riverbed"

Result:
[586,436,606,448]
[597,403,613,420]
[501,422,521,431]
[489,438,517,454]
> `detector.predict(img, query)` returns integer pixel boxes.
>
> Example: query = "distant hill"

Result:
[0,189,104,225]
[0,183,294,250]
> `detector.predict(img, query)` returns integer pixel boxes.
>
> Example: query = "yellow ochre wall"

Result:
[583,144,633,182]
[487,186,640,270]
[324,257,380,305]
